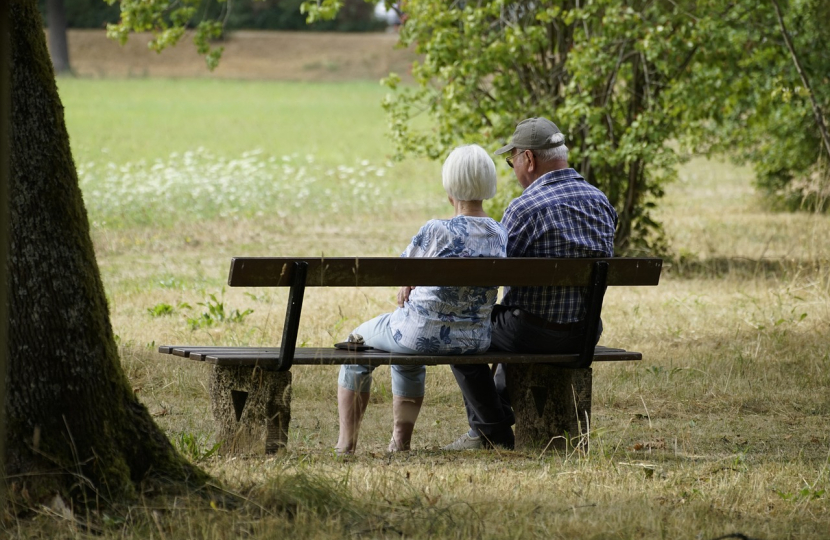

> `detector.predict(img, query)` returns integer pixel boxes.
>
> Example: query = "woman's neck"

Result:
[453,199,489,218]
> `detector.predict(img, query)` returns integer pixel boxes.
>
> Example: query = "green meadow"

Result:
[24,76,830,538]
[62,78,397,162]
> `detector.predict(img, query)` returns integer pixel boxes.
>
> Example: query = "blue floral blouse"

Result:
[388,216,508,354]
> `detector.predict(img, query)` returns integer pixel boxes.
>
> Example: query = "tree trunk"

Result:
[5,0,208,504]
[45,0,70,74]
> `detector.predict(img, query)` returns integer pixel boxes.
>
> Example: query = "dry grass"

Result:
[25,156,821,540]
[11,64,830,537]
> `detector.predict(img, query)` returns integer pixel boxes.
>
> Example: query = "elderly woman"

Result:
[336,144,508,454]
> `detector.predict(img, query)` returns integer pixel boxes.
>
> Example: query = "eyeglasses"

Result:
[505,150,530,169]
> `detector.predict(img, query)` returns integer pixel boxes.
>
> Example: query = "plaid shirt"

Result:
[500,168,617,324]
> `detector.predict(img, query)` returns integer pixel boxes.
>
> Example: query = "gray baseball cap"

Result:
[494,117,564,155]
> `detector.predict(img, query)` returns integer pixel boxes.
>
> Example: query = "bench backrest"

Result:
[226,256,662,372]
[228,257,663,288]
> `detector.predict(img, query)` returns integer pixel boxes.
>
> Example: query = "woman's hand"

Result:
[397,286,415,307]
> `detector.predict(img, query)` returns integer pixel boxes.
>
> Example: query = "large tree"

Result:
[3,0,208,505]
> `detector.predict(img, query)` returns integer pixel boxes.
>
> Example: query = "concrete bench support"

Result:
[209,365,292,454]
[505,365,592,450]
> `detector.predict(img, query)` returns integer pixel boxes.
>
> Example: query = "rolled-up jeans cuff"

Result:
[338,364,373,393]
[338,363,426,397]
[391,364,426,398]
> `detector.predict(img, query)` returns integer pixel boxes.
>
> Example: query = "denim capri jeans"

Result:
[338,313,426,398]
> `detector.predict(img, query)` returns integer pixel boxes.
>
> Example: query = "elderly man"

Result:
[444,117,618,450]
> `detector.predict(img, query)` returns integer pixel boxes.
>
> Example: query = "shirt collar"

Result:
[525,168,583,194]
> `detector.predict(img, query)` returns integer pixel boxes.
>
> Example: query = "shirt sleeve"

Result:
[501,202,537,258]
[401,221,434,258]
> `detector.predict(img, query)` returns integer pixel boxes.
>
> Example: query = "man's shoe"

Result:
[441,432,485,451]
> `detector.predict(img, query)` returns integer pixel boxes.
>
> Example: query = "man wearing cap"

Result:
[444,117,618,451]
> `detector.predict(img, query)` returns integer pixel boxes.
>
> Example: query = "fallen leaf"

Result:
[633,438,666,451]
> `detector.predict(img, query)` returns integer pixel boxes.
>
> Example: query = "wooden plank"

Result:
[161,345,632,358]
[159,346,280,359]
[227,257,663,288]
[171,346,276,358]
[192,346,641,370]
[189,349,281,361]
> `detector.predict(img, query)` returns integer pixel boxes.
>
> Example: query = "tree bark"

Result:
[1,0,12,513]
[5,0,208,504]
[45,0,70,74]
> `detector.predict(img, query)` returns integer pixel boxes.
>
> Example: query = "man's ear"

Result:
[526,151,536,172]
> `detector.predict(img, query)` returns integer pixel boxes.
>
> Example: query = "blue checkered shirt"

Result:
[500,168,618,324]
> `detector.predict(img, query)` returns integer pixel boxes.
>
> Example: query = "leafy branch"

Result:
[770,0,830,161]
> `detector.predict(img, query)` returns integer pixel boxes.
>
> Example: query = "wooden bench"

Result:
[159,256,662,454]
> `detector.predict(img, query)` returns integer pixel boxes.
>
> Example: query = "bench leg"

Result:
[504,365,592,451]
[210,365,292,455]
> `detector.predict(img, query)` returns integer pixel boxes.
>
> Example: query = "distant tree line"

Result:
[38,0,386,32]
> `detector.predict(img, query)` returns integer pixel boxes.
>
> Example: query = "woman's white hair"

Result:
[531,133,569,162]
[442,144,497,201]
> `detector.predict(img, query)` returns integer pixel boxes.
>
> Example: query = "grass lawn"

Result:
[21,77,830,539]
[60,78,398,163]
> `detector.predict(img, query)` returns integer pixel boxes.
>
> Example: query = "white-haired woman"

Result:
[336,144,508,454]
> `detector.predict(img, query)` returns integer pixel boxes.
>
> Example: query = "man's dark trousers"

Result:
[450,305,601,447]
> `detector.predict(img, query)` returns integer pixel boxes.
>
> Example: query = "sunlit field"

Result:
[17,76,830,538]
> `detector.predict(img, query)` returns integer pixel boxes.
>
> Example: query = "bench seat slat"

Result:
[168,347,281,359]
[159,345,641,370]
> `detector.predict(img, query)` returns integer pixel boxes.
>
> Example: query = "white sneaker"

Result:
[441,432,484,451]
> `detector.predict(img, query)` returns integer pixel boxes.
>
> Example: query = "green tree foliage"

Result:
[678,0,830,211]
[107,0,385,69]
[377,0,724,253]
[313,0,829,246]
[106,0,227,69]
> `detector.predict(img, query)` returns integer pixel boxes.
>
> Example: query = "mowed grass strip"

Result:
[31,77,830,539]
